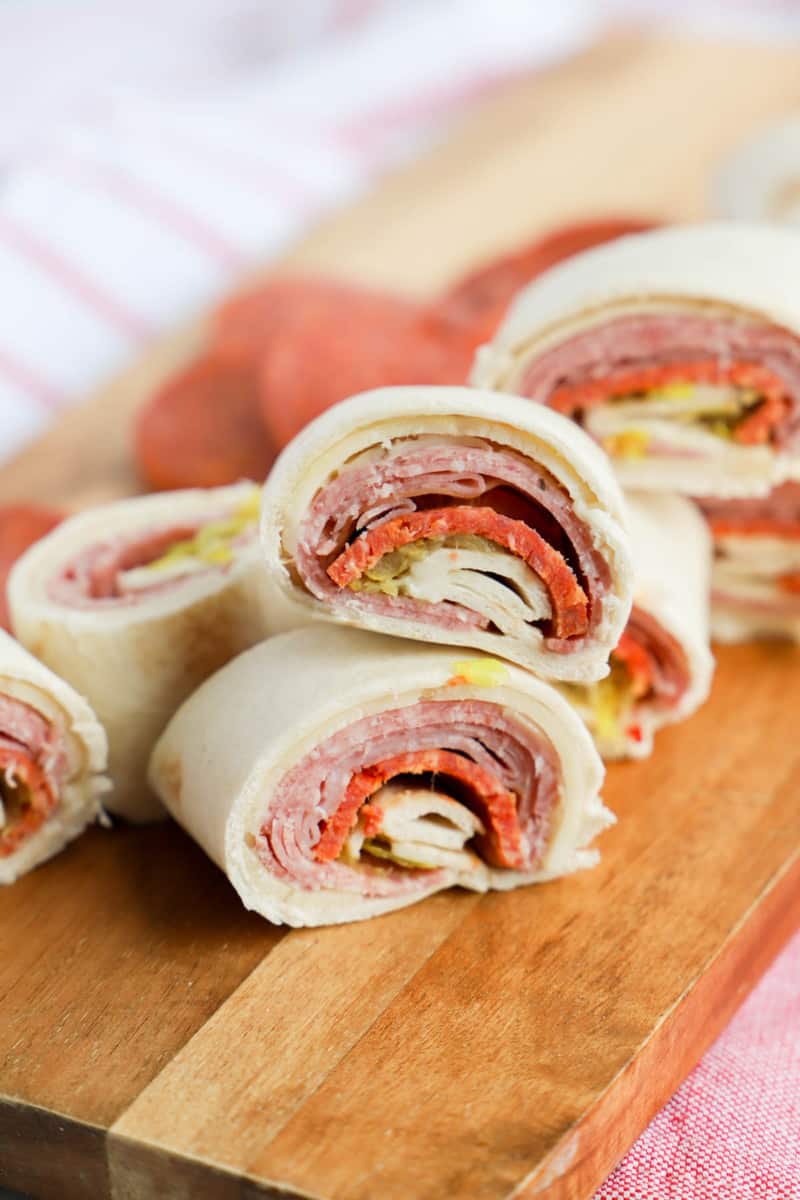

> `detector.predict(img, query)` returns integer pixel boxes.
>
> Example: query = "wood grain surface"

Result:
[2,33,800,1200]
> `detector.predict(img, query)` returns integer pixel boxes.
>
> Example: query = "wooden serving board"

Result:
[2,34,800,1200]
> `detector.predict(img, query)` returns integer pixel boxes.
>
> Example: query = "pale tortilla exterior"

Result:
[0,629,108,884]
[8,483,268,822]
[472,222,800,497]
[259,385,633,685]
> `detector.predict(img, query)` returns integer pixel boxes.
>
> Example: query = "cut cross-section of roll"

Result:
[561,494,714,759]
[0,629,107,884]
[148,627,611,927]
[699,481,800,643]
[472,223,800,497]
[8,482,268,822]
[259,385,633,684]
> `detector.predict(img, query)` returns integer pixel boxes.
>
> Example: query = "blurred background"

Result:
[1,0,800,466]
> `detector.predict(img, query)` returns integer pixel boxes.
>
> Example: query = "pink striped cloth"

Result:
[0,0,596,461]
[597,930,800,1199]
[0,4,798,1199]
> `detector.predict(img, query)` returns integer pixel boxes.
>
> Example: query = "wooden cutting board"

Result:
[2,34,800,1200]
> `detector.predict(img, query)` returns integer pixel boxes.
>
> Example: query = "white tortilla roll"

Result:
[699,481,800,642]
[714,118,800,226]
[472,223,800,498]
[0,629,107,884]
[259,385,633,685]
[149,626,611,928]
[561,493,714,760]
[8,482,267,822]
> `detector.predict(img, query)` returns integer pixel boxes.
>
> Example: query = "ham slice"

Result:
[560,494,714,760]
[260,385,633,684]
[0,629,107,883]
[698,481,800,642]
[8,482,269,822]
[148,627,612,927]
[473,223,800,497]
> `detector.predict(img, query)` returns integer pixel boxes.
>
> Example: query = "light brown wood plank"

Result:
[0,824,276,1129]
[109,891,481,1195]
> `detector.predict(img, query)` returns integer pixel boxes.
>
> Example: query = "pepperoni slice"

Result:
[213,277,419,363]
[434,217,658,342]
[0,505,64,631]
[326,505,588,639]
[0,744,58,857]
[707,517,800,540]
[314,748,523,869]
[613,607,690,708]
[612,631,654,700]
[257,293,475,448]
[548,360,791,447]
[779,571,800,594]
[134,353,276,491]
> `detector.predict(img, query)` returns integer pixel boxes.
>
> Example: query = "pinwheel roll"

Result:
[8,482,267,822]
[562,494,714,759]
[472,223,800,497]
[259,386,633,684]
[149,627,611,927]
[0,629,107,884]
[699,481,800,642]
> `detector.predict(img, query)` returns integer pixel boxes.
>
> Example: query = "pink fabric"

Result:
[595,930,800,1199]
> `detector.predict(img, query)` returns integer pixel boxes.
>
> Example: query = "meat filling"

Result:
[295,440,609,652]
[255,698,561,897]
[0,695,66,857]
[49,487,260,608]
[516,313,800,455]
[568,605,690,746]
